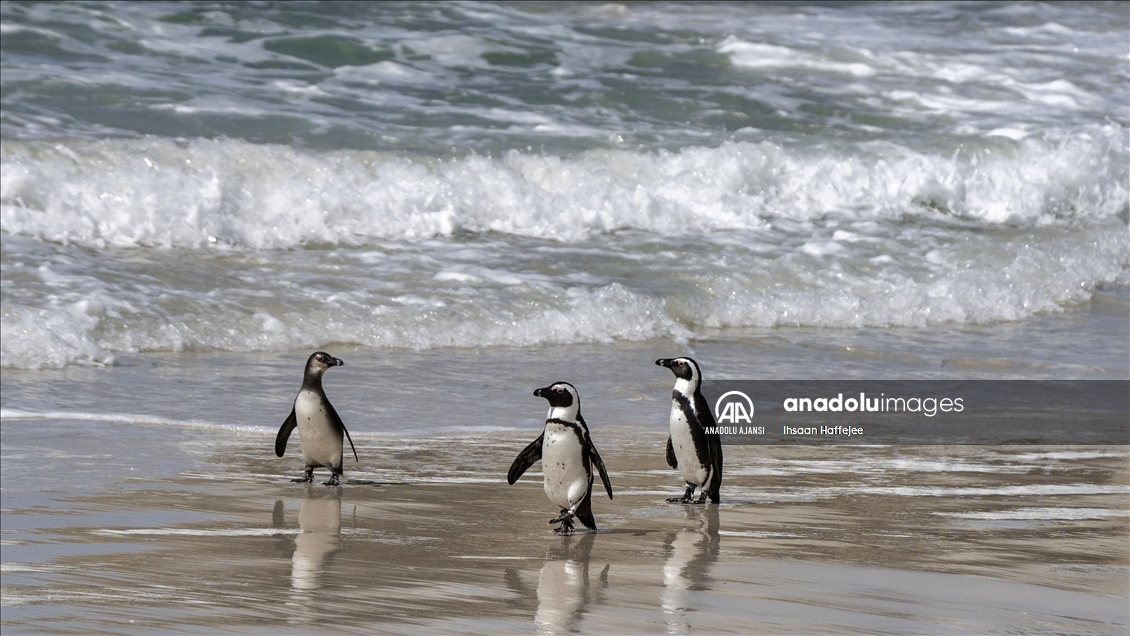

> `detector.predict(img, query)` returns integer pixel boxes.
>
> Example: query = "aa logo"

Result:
[714,391,754,424]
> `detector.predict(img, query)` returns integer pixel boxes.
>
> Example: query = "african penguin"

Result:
[507,382,613,533]
[275,351,358,486]
[656,357,722,504]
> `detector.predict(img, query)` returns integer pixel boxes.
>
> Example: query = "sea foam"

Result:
[1,132,1126,369]
[1,128,1124,248]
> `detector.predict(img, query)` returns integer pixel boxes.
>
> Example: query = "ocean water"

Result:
[1,1,1127,371]
[2,4,1129,632]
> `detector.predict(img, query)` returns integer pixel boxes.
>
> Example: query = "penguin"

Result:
[275,351,358,486]
[507,382,613,533]
[656,357,722,504]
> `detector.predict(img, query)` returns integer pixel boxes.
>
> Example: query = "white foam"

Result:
[0,268,691,368]
[0,409,272,435]
[718,530,799,538]
[2,132,1124,248]
[719,37,877,77]
[863,484,1128,497]
[0,304,114,369]
[1006,451,1126,461]
[725,457,1036,477]
[335,61,434,85]
[936,507,1129,521]
[92,528,298,537]
[1,131,1126,367]
[0,408,45,419]
[454,556,538,560]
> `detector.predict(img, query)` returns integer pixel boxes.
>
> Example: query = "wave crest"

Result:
[2,130,1125,249]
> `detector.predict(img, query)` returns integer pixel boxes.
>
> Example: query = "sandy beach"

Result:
[3,415,1127,633]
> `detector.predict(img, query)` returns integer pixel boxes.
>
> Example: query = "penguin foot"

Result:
[549,510,576,533]
[292,469,314,483]
[323,475,341,487]
[667,485,696,504]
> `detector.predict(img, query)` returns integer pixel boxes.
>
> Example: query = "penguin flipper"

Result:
[589,443,613,500]
[575,487,597,531]
[665,435,678,469]
[275,409,297,457]
[707,432,723,503]
[323,402,358,462]
[507,434,543,485]
[342,424,359,462]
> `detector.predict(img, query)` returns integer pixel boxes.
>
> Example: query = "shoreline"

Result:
[3,420,1127,633]
[3,305,1128,633]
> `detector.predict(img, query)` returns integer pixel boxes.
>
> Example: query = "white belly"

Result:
[670,402,707,487]
[542,423,590,510]
[295,390,342,470]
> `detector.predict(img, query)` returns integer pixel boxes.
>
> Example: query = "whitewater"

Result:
[1,1,1127,369]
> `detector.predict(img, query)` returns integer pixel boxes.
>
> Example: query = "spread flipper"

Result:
[507,434,544,485]
[275,409,297,458]
[665,435,678,469]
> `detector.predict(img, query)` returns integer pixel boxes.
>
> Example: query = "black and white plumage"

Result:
[656,357,722,504]
[275,351,358,486]
[507,382,613,533]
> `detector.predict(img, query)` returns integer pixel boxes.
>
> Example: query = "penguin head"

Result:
[534,382,579,410]
[305,351,344,377]
[656,357,700,385]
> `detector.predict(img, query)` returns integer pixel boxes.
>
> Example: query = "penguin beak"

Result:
[533,387,546,398]
[329,356,344,367]
[656,358,673,368]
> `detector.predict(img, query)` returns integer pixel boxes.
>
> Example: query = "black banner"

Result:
[697,381,1129,445]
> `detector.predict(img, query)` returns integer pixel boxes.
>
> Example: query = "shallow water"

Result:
[1,416,1127,633]
[2,331,1128,632]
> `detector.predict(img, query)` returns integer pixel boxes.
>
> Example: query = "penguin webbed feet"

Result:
[549,509,576,534]
[292,468,314,483]
[322,473,342,487]
[667,485,696,504]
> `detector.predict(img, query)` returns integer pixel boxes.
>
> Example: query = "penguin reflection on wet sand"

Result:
[503,533,610,634]
[657,357,723,504]
[508,382,613,533]
[662,505,721,631]
[275,351,358,486]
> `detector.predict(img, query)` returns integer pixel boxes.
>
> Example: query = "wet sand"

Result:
[2,423,1127,634]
